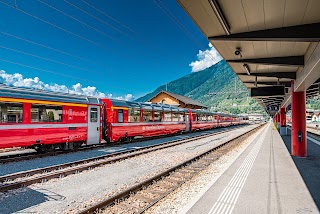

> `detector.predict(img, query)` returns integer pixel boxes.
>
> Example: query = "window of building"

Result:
[143,110,153,122]
[90,108,98,122]
[164,111,171,122]
[154,111,162,122]
[172,112,179,122]
[0,102,23,123]
[31,104,62,122]
[128,108,140,122]
[118,109,123,123]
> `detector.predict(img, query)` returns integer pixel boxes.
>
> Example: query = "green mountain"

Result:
[136,60,266,114]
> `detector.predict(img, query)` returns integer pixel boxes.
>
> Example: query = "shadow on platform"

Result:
[0,187,65,214]
[281,129,320,209]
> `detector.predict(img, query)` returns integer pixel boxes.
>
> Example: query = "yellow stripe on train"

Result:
[0,97,88,107]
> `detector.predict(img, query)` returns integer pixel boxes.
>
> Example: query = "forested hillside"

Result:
[136,60,266,114]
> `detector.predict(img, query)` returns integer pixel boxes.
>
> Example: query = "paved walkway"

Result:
[184,122,319,214]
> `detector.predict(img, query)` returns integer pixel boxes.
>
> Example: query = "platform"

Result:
[183,122,320,214]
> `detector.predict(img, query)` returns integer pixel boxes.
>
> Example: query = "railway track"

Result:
[77,124,265,214]
[286,124,320,140]
[0,144,107,164]
[0,125,248,192]
[0,125,245,164]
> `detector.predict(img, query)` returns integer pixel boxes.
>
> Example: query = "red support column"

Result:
[280,108,286,126]
[279,107,287,135]
[276,112,280,128]
[291,81,307,157]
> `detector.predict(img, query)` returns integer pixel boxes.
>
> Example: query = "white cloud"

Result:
[189,43,222,72]
[0,70,134,101]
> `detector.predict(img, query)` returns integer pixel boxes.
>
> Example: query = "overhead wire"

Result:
[0,57,98,84]
[0,0,150,72]
[0,0,110,48]
[61,0,188,77]
[153,0,219,62]
[63,0,133,40]
[81,0,136,34]
[0,57,133,92]
[154,0,205,50]
[1,31,94,64]
[0,45,92,72]
[37,0,113,39]
[0,0,188,91]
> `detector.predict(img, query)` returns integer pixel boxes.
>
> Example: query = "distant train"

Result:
[0,85,249,152]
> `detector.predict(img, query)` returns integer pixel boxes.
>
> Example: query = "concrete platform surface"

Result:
[185,122,319,214]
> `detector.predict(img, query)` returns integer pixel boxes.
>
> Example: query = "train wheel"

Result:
[73,142,83,149]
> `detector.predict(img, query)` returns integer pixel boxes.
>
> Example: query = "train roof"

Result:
[109,99,189,112]
[0,85,100,104]
[107,99,238,117]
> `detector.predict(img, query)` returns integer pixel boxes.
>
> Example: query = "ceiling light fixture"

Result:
[243,64,250,75]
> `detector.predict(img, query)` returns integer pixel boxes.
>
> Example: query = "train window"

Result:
[208,115,213,121]
[172,112,179,122]
[128,108,140,123]
[31,104,62,122]
[143,110,152,122]
[196,114,201,121]
[118,109,123,123]
[154,111,162,122]
[201,114,207,121]
[90,108,98,122]
[192,114,197,121]
[179,113,185,122]
[0,102,23,123]
[164,111,171,122]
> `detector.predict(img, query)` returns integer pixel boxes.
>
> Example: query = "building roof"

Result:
[149,90,208,109]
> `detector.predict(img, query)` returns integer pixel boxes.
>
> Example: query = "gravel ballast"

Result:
[0,124,259,214]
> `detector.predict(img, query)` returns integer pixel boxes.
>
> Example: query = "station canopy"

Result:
[177,0,320,115]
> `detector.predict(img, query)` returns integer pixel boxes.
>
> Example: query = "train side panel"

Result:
[109,122,186,142]
[0,100,101,149]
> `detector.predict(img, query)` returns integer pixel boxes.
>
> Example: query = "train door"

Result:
[87,105,100,145]
[186,114,190,132]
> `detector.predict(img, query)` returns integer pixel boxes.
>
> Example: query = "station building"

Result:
[148,90,208,109]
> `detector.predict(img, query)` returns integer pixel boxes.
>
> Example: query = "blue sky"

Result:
[0,0,221,99]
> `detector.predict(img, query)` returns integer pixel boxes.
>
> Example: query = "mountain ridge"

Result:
[136,60,265,114]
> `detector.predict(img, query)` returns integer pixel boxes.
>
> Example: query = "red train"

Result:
[0,86,248,152]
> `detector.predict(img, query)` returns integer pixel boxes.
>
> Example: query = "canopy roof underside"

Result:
[177,0,320,115]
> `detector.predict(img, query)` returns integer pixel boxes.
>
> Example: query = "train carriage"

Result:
[218,113,233,127]
[101,99,188,142]
[0,85,102,151]
[189,109,219,131]
[231,114,241,125]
